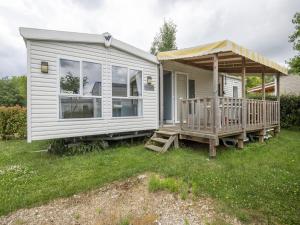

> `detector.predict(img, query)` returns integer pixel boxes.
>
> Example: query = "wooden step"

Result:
[155,130,178,136]
[145,144,162,152]
[151,137,168,144]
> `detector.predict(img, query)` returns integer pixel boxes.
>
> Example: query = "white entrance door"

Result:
[175,73,188,122]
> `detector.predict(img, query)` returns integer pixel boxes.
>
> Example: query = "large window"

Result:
[112,66,143,117]
[59,59,102,119]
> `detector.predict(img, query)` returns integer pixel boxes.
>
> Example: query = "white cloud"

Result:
[0,0,298,77]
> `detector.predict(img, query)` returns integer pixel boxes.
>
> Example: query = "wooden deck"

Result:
[161,96,280,157]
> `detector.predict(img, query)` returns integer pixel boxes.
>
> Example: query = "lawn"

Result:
[0,129,299,225]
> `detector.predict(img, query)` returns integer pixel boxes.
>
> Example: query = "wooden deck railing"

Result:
[180,97,214,133]
[180,97,279,134]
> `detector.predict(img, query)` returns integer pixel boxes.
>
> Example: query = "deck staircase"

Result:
[145,130,179,153]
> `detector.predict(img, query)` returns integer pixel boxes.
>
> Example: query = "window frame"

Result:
[111,64,144,118]
[57,56,103,121]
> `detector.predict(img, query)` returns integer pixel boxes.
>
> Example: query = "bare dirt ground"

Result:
[0,174,242,225]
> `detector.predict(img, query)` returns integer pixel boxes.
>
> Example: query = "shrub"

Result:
[48,139,108,155]
[280,95,300,128]
[0,106,26,139]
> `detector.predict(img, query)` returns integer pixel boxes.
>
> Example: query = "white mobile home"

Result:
[20,28,159,142]
[21,28,287,156]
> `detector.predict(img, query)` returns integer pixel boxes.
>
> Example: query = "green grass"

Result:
[149,175,189,199]
[0,130,299,225]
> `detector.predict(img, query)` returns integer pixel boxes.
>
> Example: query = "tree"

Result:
[0,77,26,106]
[60,73,80,94]
[150,19,177,55]
[288,12,300,74]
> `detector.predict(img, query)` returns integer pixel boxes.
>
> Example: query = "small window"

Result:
[233,86,238,98]
[112,66,143,117]
[60,59,80,94]
[112,66,127,97]
[59,59,102,119]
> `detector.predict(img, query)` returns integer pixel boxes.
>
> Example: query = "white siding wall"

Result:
[28,40,158,141]
[223,75,242,98]
[163,61,214,98]
[162,61,242,98]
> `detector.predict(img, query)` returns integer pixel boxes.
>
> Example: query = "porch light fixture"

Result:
[41,61,48,73]
[147,76,152,85]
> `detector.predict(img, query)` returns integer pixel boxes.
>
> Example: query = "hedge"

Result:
[0,106,26,139]
[280,95,300,128]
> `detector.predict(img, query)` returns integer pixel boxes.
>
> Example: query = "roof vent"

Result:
[103,32,112,48]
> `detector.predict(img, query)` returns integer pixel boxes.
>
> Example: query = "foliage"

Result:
[246,76,261,89]
[0,76,26,107]
[246,76,274,90]
[60,73,80,94]
[246,92,277,100]
[0,129,299,224]
[280,95,300,128]
[48,139,107,155]
[0,106,26,139]
[288,12,300,74]
[149,175,189,200]
[150,19,177,55]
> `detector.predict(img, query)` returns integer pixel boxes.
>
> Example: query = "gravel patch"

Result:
[0,174,242,225]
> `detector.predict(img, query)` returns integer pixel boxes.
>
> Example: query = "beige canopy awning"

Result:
[157,40,288,75]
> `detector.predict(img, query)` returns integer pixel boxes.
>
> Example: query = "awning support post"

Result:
[239,57,246,148]
[262,68,265,100]
[262,68,266,135]
[275,73,281,134]
[212,54,219,135]
[159,63,164,127]
[210,54,220,157]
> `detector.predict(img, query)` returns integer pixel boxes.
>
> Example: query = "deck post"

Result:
[209,139,217,158]
[275,73,281,135]
[159,63,164,127]
[239,57,247,149]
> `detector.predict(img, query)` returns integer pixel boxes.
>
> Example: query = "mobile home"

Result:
[20,27,159,142]
[20,28,287,156]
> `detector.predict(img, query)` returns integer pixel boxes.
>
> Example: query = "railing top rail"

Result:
[265,99,279,103]
[180,97,279,103]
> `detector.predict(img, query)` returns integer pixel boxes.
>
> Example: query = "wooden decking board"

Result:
[151,137,168,144]
[145,144,162,152]
[155,130,179,136]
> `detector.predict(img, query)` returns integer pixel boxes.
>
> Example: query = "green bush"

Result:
[246,92,277,101]
[280,95,300,128]
[0,106,26,139]
[48,139,107,155]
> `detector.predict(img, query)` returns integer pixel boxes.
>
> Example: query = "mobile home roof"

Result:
[20,27,159,64]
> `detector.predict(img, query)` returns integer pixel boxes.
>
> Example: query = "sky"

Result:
[0,0,299,77]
